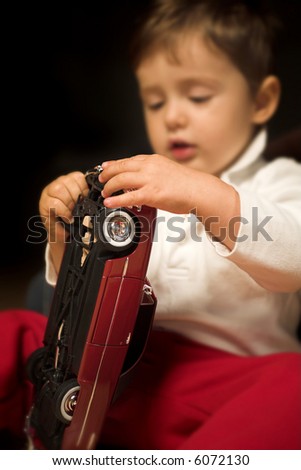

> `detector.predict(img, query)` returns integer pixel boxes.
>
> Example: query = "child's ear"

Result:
[252,76,281,125]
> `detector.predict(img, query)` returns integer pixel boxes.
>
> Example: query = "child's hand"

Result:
[99,154,201,214]
[39,171,88,243]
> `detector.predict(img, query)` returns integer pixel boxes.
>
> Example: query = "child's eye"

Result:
[147,101,164,110]
[189,96,211,103]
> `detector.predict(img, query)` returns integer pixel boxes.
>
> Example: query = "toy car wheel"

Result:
[26,346,47,385]
[102,209,138,249]
[54,378,80,424]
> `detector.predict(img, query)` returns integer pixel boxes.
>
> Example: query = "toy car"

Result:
[25,165,157,450]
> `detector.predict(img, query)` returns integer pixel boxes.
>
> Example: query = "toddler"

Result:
[40,0,301,449]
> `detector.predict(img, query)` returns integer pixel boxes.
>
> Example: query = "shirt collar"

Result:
[221,128,267,179]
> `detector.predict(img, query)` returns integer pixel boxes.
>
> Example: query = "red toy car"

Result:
[25,166,157,450]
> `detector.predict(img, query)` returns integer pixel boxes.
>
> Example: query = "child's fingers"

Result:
[50,172,87,208]
[101,171,143,199]
[39,171,87,221]
[100,155,150,182]
[103,188,145,209]
[70,171,89,195]
[40,197,73,225]
[101,154,149,168]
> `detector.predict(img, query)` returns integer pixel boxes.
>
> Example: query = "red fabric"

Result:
[0,309,46,439]
[0,310,300,450]
[101,329,301,450]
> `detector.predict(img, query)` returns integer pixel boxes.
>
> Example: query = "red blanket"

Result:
[0,309,46,447]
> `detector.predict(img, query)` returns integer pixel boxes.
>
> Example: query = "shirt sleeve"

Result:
[45,243,58,286]
[209,158,301,292]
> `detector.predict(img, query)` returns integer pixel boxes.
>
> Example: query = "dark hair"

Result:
[129,0,281,94]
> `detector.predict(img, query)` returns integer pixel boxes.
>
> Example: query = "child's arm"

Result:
[39,171,88,275]
[99,154,240,250]
[99,154,301,293]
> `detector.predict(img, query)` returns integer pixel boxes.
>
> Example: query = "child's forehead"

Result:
[136,32,234,79]
[138,30,227,69]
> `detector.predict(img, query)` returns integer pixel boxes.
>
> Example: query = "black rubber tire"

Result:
[53,378,80,424]
[26,346,47,385]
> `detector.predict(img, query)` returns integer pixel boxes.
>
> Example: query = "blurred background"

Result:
[1,0,300,310]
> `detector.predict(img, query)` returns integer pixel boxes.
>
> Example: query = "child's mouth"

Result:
[169,141,197,161]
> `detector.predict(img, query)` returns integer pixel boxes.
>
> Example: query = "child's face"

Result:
[136,33,258,175]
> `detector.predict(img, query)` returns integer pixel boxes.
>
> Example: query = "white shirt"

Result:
[46,129,301,356]
[146,129,301,355]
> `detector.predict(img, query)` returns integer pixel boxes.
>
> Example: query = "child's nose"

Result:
[164,101,187,130]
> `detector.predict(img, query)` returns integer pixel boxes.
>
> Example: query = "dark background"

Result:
[1,1,300,309]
